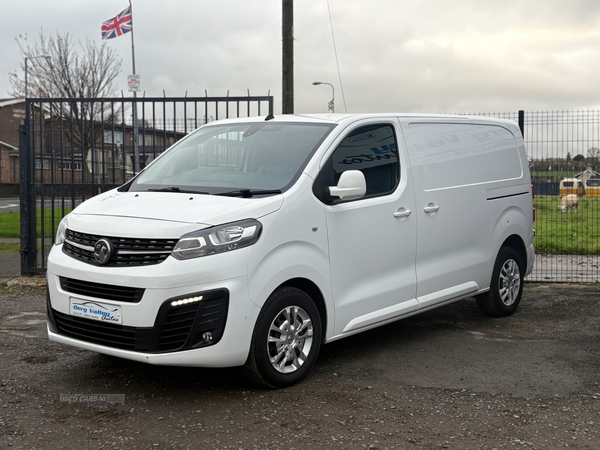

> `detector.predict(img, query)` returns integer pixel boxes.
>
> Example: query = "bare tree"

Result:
[9,30,124,182]
[588,147,600,159]
[9,30,122,99]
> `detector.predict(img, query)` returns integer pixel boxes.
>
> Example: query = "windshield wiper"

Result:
[147,187,209,194]
[216,189,282,198]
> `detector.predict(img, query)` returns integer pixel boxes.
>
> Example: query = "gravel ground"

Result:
[0,252,20,284]
[529,255,600,283]
[0,281,599,449]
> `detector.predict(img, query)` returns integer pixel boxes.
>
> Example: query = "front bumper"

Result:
[46,245,261,368]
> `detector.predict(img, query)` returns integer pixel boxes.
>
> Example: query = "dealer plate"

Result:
[69,298,122,325]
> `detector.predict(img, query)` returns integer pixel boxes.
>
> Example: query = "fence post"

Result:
[18,122,35,276]
[518,110,525,138]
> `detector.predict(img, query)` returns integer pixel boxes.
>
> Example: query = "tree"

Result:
[588,147,600,159]
[9,30,122,99]
[573,154,585,162]
[9,30,124,182]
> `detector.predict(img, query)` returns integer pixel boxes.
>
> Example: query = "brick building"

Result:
[0,98,183,185]
[0,98,25,183]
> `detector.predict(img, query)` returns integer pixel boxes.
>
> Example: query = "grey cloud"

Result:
[4,0,600,115]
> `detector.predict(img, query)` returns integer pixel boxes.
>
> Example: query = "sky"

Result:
[3,0,600,115]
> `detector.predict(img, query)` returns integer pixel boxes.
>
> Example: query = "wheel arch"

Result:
[243,279,327,387]
[277,278,328,342]
[501,234,527,270]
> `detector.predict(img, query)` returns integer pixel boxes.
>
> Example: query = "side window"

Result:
[315,124,400,203]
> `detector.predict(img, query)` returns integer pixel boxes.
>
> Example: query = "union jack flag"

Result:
[101,6,132,40]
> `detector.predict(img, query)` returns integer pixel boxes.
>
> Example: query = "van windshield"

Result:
[129,121,335,195]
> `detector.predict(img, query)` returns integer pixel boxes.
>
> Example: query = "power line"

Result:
[326,0,347,113]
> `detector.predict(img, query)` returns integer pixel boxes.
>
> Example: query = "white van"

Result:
[47,114,535,388]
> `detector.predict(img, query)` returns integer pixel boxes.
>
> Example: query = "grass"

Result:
[0,209,70,239]
[0,209,69,256]
[533,195,600,254]
[0,211,20,238]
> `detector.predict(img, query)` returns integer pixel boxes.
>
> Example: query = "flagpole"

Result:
[129,0,136,76]
[130,0,140,174]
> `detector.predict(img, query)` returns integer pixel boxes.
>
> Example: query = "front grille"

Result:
[63,229,177,267]
[52,310,152,351]
[50,289,229,353]
[60,277,145,303]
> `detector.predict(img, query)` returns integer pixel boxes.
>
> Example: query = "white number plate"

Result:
[69,298,123,324]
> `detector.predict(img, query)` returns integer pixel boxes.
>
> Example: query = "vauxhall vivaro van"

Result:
[47,113,535,388]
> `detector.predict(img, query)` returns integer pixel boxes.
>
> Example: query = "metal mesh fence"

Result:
[467,111,600,282]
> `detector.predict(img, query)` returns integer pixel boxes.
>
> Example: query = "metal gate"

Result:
[20,95,273,275]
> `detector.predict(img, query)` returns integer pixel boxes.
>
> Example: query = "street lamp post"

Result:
[312,81,334,113]
[24,54,51,98]
[22,54,50,277]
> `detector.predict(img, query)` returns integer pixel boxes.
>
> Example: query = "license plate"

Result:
[69,298,123,325]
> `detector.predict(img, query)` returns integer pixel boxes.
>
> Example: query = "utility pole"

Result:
[282,0,294,114]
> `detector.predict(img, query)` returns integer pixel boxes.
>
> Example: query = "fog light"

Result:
[171,295,203,307]
[202,331,213,343]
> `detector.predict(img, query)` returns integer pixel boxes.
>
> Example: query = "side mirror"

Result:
[329,170,366,200]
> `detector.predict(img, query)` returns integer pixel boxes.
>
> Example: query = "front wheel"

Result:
[476,247,524,317]
[243,287,322,388]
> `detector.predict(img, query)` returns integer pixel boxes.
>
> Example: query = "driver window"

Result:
[330,124,400,198]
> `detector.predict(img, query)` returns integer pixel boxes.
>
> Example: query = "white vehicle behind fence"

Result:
[47,113,535,388]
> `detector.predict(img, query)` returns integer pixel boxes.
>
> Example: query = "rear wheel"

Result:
[243,287,322,388]
[476,247,524,317]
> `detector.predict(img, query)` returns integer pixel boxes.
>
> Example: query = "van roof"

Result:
[207,113,517,128]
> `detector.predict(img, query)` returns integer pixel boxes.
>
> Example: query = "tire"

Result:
[243,287,322,388]
[476,247,524,317]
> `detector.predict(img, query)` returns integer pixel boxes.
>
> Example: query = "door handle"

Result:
[393,208,412,219]
[423,203,440,214]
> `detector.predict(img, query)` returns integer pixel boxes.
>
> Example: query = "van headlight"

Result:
[171,219,262,260]
[55,215,69,246]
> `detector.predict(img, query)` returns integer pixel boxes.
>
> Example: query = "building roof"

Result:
[575,167,600,179]
[0,98,25,108]
[0,140,18,151]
